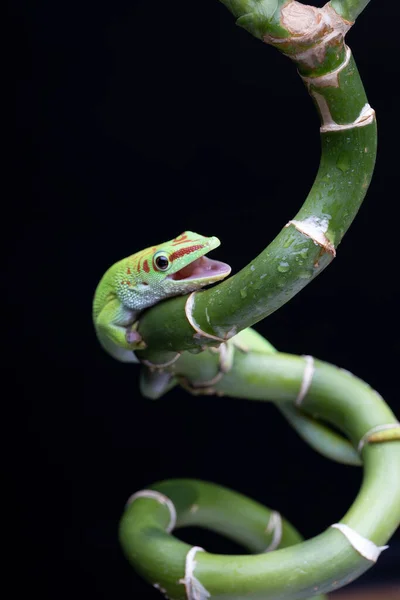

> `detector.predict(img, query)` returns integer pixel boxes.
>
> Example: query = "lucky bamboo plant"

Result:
[97,1,400,598]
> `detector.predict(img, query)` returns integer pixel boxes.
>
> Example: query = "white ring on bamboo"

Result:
[286,217,336,257]
[301,45,351,89]
[316,99,375,133]
[218,342,232,372]
[126,490,177,533]
[264,511,283,552]
[191,371,225,389]
[357,423,400,453]
[186,342,234,390]
[179,546,210,600]
[293,29,348,66]
[140,353,181,370]
[296,355,315,406]
[185,292,226,342]
[331,523,389,562]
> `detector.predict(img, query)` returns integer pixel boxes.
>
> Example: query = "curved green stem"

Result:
[137,1,376,357]
[121,479,327,600]
[277,403,362,466]
[120,350,400,599]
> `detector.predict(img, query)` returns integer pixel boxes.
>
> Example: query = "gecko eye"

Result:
[153,252,170,271]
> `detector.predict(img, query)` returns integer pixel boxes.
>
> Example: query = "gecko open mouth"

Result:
[168,256,231,282]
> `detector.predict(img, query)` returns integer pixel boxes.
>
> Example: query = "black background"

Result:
[10,0,399,598]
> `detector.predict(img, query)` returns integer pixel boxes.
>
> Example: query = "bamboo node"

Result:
[358,423,400,453]
[331,523,389,562]
[264,511,283,552]
[315,98,376,133]
[286,217,336,257]
[126,490,177,533]
[185,292,226,343]
[296,355,315,406]
[179,547,210,600]
[301,44,351,89]
[263,2,353,69]
[140,353,181,371]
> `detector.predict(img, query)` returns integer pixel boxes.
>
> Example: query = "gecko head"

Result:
[155,231,231,293]
[118,231,231,309]
[161,231,231,287]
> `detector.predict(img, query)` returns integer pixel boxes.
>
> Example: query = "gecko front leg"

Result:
[95,297,146,363]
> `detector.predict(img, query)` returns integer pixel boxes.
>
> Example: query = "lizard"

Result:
[93,231,231,363]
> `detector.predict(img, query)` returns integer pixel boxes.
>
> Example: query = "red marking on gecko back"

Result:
[127,267,131,274]
[169,245,204,262]
[143,259,150,273]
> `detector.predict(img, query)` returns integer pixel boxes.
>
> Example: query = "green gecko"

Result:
[93,231,231,363]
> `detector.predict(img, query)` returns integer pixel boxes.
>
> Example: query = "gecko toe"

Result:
[126,329,142,344]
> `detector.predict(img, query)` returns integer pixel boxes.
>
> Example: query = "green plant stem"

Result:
[120,350,400,599]
[121,479,326,600]
[277,403,362,466]
[136,1,376,357]
[331,0,371,21]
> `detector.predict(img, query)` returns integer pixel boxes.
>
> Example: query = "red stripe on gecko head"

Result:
[143,259,150,273]
[172,238,195,246]
[174,233,188,242]
[172,234,193,246]
[169,245,204,262]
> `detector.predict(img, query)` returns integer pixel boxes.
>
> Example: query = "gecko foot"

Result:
[126,328,147,350]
